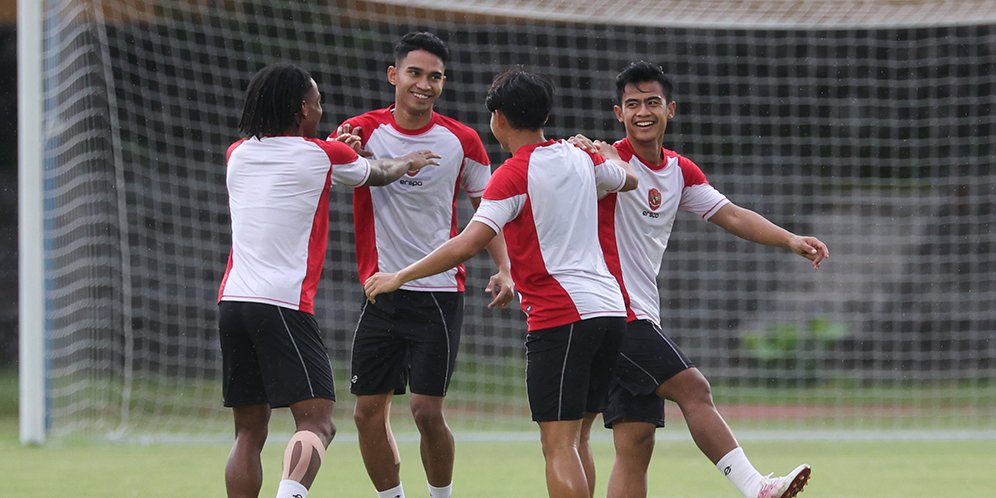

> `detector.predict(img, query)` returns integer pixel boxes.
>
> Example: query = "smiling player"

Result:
[330,32,513,498]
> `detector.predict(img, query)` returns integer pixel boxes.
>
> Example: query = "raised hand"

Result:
[567,133,597,153]
[400,150,441,173]
[334,124,372,157]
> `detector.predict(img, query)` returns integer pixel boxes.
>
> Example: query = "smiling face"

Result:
[613,80,676,147]
[388,49,446,119]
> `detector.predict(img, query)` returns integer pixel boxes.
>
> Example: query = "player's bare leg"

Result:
[279,397,335,495]
[537,419,590,498]
[576,413,599,497]
[354,393,403,492]
[656,367,738,463]
[606,421,655,498]
[226,403,271,498]
[410,393,454,487]
[658,368,810,498]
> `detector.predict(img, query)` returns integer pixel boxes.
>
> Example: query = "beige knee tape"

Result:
[281,430,327,482]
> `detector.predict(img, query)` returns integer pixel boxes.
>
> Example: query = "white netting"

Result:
[34,0,995,439]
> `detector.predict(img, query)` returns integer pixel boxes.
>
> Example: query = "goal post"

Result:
[18,0,46,445]
[22,0,996,442]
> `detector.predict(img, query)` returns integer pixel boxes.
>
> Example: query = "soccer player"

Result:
[364,67,638,498]
[218,62,439,498]
[571,61,828,498]
[329,32,514,498]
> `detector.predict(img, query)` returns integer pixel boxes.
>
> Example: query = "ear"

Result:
[494,110,507,128]
[387,65,398,86]
[613,105,624,123]
[666,100,677,119]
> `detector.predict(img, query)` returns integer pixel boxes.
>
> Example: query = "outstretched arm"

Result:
[709,203,830,269]
[364,150,440,186]
[364,221,499,303]
[470,196,514,309]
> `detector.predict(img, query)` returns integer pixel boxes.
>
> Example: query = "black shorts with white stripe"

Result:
[603,319,694,428]
[349,290,463,397]
[218,301,335,408]
[525,316,627,422]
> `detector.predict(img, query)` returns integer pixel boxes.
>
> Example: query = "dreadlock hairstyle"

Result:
[238,63,312,139]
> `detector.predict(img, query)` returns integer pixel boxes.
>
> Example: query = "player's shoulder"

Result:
[663,147,710,185]
[663,147,703,172]
[557,139,604,165]
[433,112,485,142]
[343,107,393,128]
[612,138,636,162]
[301,137,359,162]
[226,138,249,159]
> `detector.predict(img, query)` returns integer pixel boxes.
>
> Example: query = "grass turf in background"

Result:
[1,432,995,497]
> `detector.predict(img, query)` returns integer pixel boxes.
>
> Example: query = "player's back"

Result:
[221,136,365,313]
[480,139,626,330]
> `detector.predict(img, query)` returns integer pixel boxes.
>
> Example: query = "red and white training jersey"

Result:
[333,108,491,292]
[218,136,371,314]
[599,138,730,326]
[471,139,629,331]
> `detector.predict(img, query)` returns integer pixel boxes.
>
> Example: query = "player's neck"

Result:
[506,130,547,155]
[629,136,665,165]
[392,105,433,131]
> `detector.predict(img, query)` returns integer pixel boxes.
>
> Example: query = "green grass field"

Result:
[3,371,996,497]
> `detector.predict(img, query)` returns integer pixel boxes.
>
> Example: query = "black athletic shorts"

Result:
[218,301,336,408]
[525,316,626,422]
[603,319,694,428]
[350,290,463,397]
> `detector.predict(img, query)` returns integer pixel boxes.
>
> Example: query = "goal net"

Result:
[24,0,996,441]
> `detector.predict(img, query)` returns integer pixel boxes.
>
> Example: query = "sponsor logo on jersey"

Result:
[399,178,423,187]
[648,188,662,211]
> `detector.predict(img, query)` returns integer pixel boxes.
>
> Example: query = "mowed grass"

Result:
[3,371,996,497]
[2,422,995,497]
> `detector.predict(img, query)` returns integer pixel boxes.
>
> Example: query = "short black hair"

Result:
[485,67,554,131]
[615,61,675,104]
[239,63,312,139]
[395,31,449,64]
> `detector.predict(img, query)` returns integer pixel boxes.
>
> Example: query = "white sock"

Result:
[376,483,406,498]
[428,482,452,498]
[275,479,308,498]
[716,447,764,498]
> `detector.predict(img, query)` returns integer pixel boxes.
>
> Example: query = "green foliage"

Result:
[741,317,850,386]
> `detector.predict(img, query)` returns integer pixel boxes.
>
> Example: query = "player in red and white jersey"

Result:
[330,33,513,498]
[364,68,638,498]
[574,61,829,498]
[218,63,439,498]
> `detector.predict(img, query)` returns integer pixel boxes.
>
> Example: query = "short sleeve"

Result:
[461,157,491,197]
[473,159,528,232]
[313,139,371,187]
[676,156,729,219]
[591,152,628,193]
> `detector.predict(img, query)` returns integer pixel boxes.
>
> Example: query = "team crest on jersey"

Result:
[648,188,662,211]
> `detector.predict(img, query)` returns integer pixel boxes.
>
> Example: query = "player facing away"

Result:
[329,32,514,498]
[364,67,639,498]
[571,61,828,498]
[217,62,439,498]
